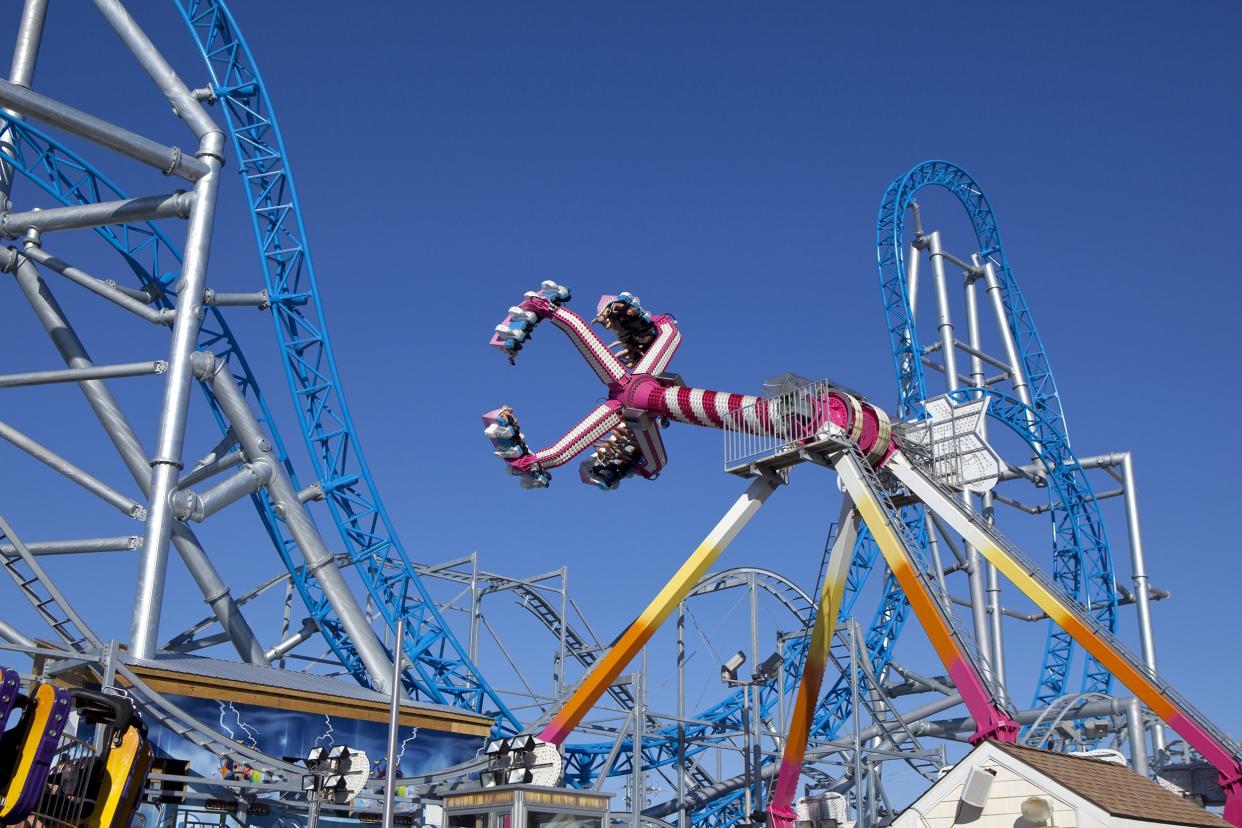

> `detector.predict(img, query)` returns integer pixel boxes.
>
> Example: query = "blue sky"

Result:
[1,0,1239,803]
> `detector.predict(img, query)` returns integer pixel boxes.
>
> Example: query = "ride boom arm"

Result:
[539,474,781,745]
[885,451,1242,824]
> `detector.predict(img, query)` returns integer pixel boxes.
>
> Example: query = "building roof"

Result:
[990,741,1230,828]
[120,652,494,736]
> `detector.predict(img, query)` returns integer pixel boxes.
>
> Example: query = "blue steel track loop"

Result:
[876,160,1118,706]
[168,3,886,810]
[171,0,519,730]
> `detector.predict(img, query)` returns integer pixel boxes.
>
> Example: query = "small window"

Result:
[527,812,601,828]
[448,815,487,828]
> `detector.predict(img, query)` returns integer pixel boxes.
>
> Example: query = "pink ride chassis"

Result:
[483,283,898,489]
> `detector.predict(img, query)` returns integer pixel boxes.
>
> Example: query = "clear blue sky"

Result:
[2,0,1239,798]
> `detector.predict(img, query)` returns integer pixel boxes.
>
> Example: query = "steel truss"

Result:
[0,8,1192,828]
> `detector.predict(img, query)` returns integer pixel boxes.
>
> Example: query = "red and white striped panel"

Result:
[632,316,681,376]
[531,403,624,468]
[629,418,668,477]
[547,307,627,384]
[648,386,769,431]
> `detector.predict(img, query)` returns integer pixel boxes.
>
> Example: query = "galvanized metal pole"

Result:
[748,573,761,818]
[130,143,224,661]
[981,262,1041,447]
[676,603,687,828]
[0,0,48,208]
[468,552,480,663]
[559,566,568,698]
[1125,696,1149,777]
[850,624,863,828]
[383,615,405,828]
[11,238,266,666]
[0,617,36,648]
[927,231,994,677]
[965,267,1007,701]
[633,664,644,828]
[1120,453,1165,753]
[193,351,395,689]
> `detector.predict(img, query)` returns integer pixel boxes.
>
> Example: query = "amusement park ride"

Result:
[479,283,1242,826]
[0,3,1238,828]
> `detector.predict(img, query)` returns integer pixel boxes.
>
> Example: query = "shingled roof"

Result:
[990,741,1230,828]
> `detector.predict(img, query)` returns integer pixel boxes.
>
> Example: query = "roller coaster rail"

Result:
[0,4,1226,828]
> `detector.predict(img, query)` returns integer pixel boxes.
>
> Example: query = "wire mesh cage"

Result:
[21,730,101,828]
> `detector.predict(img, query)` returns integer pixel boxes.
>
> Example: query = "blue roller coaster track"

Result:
[0,9,1124,828]
[875,160,1118,706]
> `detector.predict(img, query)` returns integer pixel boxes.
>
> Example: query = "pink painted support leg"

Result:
[632,314,682,376]
[515,401,624,471]
[524,297,627,385]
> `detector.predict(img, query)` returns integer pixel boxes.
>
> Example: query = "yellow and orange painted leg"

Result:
[887,450,1242,826]
[539,475,782,745]
[834,452,1018,743]
[768,502,859,827]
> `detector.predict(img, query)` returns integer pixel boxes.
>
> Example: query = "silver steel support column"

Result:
[0,418,145,518]
[1,191,193,238]
[265,618,318,662]
[676,603,687,828]
[91,0,218,139]
[748,572,761,818]
[965,269,1007,699]
[906,242,921,316]
[981,262,1040,446]
[927,231,993,676]
[1126,697,1149,777]
[130,143,224,661]
[192,351,396,690]
[383,616,405,828]
[1120,452,1165,753]
[0,0,48,207]
[9,259,268,665]
[558,567,568,698]
[0,617,37,648]
[632,664,644,828]
[0,79,207,181]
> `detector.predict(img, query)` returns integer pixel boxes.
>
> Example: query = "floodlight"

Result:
[510,734,536,752]
[480,770,501,788]
[485,739,508,756]
[721,651,747,682]
[753,652,784,683]
[507,767,533,785]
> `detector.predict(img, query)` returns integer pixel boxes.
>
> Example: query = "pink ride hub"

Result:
[483,283,898,488]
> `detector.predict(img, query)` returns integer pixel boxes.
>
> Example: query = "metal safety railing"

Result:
[25,731,100,828]
[894,398,999,492]
[722,379,843,473]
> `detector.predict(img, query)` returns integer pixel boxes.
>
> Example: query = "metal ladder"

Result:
[827,620,940,781]
[840,444,999,701]
[0,513,100,654]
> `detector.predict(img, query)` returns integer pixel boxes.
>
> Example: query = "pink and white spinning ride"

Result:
[482,282,897,489]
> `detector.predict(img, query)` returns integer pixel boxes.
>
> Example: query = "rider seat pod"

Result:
[0,667,18,724]
[0,682,71,825]
[82,721,153,828]
[34,690,139,822]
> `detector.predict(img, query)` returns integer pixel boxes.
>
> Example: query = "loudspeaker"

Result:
[961,767,996,809]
